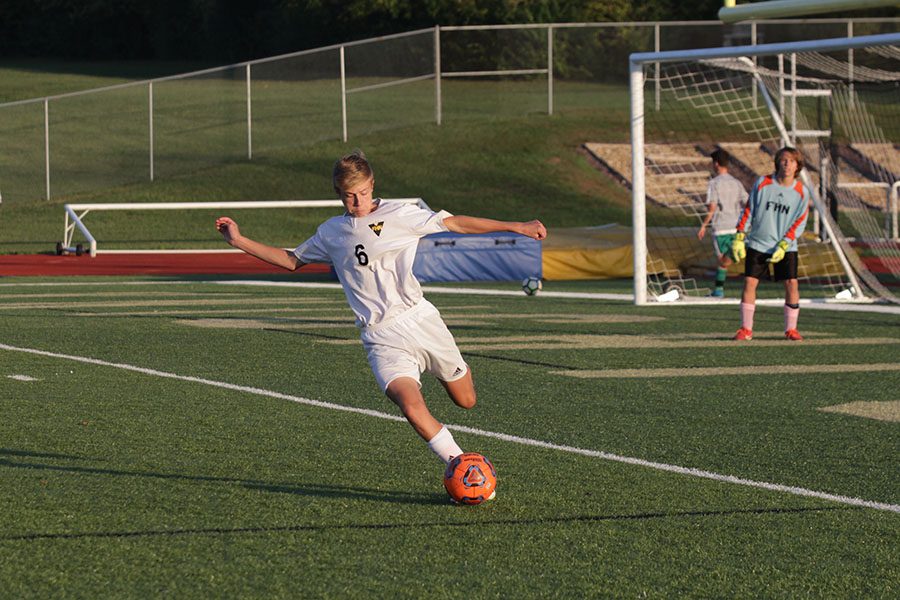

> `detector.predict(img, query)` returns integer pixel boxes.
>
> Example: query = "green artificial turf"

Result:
[0,279,897,597]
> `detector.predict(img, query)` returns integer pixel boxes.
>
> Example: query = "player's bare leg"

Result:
[387,377,465,464]
[440,369,477,410]
[741,276,759,304]
[386,377,442,440]
[784,278,799,305]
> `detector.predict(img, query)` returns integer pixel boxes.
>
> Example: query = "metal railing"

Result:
[61,198,427,256]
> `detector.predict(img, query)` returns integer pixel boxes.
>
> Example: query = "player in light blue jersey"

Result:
[731,147,810,341]
[697,149,748,297]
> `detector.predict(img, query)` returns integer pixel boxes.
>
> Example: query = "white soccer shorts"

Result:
[360,299,469,392]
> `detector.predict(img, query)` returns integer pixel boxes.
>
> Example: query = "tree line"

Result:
[1,0,730,62]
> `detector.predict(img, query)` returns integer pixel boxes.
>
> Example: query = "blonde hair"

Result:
[333,150,374,193]
[774,146,804,175]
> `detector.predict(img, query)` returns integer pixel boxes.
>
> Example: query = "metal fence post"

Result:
[752,21,758,108]
[654,23,661,111]
[435,25,442,126]
[246,64,253,160]
[848,20,855,107]
[340,46,348,142]
[44,98,50,200]
[149,81,154,181]
[547,25,554,115]
[778,53,786,144]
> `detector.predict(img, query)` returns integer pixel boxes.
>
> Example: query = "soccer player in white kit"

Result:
[215,150,547,476]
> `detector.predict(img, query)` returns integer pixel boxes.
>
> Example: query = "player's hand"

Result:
[697,225,706,241]
[767,239,790,263]
[521,220,547,241]
[732,232,746,262]
[215,216,241,246]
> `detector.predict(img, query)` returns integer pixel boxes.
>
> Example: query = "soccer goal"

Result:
[627,32,900,305]
[60,198,428,256]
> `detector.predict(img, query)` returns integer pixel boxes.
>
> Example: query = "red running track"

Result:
[0,253,333,277]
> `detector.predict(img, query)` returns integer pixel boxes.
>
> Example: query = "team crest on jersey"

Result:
[368,221,384,236]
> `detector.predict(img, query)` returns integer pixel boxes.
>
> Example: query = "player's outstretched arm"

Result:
[444,215,547,241]
[215,216,303,271]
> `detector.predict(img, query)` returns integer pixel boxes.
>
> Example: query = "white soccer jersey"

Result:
[293,200,452,328]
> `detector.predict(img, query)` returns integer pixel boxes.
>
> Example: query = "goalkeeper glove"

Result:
[768,239,790,263]
[732,232,747,262]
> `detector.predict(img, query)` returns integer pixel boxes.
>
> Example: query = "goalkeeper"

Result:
[731,147,810,341]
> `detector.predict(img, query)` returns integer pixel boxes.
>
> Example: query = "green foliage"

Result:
[0,0,727,62]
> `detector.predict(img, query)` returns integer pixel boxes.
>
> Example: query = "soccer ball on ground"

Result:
[443,453,497,505]
[522,276,542,296]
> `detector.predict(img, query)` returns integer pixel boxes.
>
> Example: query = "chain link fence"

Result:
[0,19,897,203]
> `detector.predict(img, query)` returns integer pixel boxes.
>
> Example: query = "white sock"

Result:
[427,426,463,465]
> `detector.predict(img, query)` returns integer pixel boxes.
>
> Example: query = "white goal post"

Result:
[62,199,427,257]
[628,32,900,305]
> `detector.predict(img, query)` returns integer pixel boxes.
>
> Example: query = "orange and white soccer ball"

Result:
[443,452,497,505]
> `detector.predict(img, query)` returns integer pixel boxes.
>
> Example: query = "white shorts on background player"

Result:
[361,298,468,392]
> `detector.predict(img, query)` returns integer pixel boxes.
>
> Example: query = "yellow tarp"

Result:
[542,225,634,280]
[542,225,845,281]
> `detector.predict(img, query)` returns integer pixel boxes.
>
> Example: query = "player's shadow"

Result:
[2,505,854,543]
[0,448,861,544]
[0,447,88,461]
[0,448,443,506]
[244,481,444,505]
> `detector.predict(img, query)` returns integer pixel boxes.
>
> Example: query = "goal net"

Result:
[625,32,900,305]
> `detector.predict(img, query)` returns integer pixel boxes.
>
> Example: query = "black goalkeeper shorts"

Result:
[745,247,799,281]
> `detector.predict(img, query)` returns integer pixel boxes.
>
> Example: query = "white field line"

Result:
[1,341,897,514]
[214,280,900,315]
[7,374,39,382]
[554,363,900,379]
[0,279,898,315]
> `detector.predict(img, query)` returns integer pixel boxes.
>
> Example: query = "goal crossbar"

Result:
[630,32,900,66]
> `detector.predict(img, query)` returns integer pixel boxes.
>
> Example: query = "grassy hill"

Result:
[0,62,670,254]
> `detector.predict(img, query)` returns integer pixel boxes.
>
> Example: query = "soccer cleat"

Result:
[784,328,803,341]
[733,327,753,341]
[708,288,725,298]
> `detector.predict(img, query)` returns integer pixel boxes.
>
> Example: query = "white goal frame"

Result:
[628,31,900,305]
[62,198,427,257]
